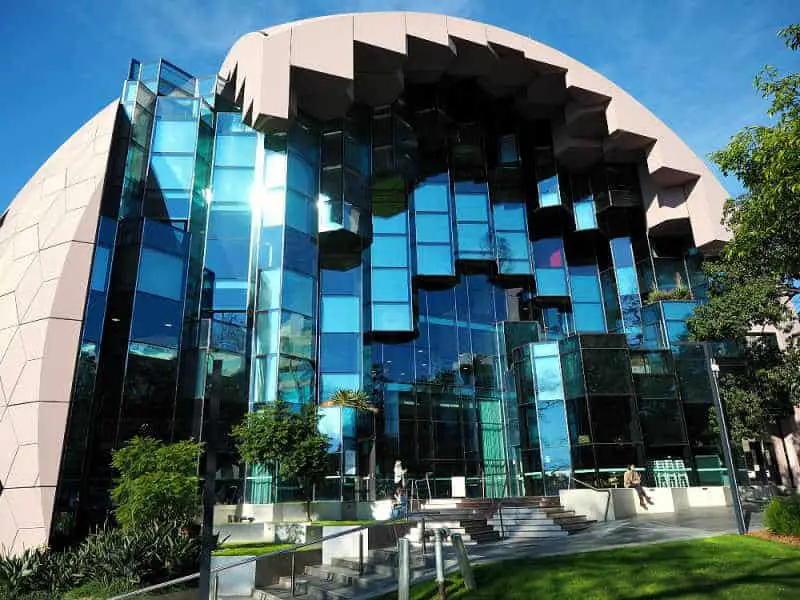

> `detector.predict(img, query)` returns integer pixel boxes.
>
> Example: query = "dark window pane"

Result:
[130,293,182,347]
[320,333,360,372]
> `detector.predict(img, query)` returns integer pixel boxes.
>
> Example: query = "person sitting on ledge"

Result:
[624,464,655,509]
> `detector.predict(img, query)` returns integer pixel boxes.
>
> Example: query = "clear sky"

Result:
[0,0,796,212]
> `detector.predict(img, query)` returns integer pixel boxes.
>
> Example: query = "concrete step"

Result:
[489,522,563,532]
[502,530,570,539]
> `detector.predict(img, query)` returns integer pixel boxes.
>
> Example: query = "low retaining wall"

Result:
[559,486,734,521]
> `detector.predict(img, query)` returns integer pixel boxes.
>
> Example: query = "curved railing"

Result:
[107,517,412,600]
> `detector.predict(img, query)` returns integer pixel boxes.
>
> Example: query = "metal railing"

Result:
[565,473,612,522]
[108,517,410,600]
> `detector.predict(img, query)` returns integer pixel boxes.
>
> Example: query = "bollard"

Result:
[398,537,411,600]
[451,534,476,591]
[290,551,296,598]
[434,528,446,600]
[359,531,365,577]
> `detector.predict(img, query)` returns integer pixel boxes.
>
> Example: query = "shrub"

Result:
[646,286,693,304]
[111,436,204,530]
[764,496,800,536]
[0,522,200,597]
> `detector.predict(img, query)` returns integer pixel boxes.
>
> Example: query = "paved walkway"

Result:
[362,507,763,599]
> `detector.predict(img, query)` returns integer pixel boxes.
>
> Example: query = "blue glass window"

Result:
[417,245,453,276]
[130,293,182,347]
[533,238,568,296]
[216,112,252,135]
[321,267,361,295]
[283,228,317,275]
[149,155,194,190]
[287,157,316,196]
[569,266,602,302]
[90,246,112,292]
[457,223,491,254]
[374,212,407,234]
[496,232,529,260]
[455,194,489,222]
[538,176,560,207]
[285,191,316,235]
[372,236,409,268]
[138,248,185,300]
[282,270,316,317]
[213,168,254,204]
[320,333,360,372]
[210,281,248,310]
[205,239,250,280]
[573,303,606,333]
[372,303,412,331]
[208,208,252,239]
[259,227,283,270]
[215,135,257,168]
[574,200,597,230]
[416,213,451,244]
[152,121,197,154]
[492,203,526,231]
[372,269,410,302]
[322,296,360,333]
[414,183,449,212]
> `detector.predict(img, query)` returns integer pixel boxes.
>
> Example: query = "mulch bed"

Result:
[748,530,800,546]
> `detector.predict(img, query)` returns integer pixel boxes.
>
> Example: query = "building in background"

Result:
[1,12,782,554]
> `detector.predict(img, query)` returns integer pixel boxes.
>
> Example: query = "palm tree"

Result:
[321,389,378,413]
[320,389,380,501]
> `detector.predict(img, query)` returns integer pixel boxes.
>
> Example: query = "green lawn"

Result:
[213,541,322,556]
[400,535,800,599]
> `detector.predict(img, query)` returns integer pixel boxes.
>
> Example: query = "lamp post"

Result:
[703,343,747,535]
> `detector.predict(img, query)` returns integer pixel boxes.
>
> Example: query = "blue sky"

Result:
[0,0,796,212]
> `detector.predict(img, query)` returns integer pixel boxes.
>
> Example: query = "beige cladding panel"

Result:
[220,12,730,249]
[0,101,118,556]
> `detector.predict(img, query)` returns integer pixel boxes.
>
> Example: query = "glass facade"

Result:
[53,57,726,534]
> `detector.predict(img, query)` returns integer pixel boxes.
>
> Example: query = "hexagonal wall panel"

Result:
[0,101,118,556]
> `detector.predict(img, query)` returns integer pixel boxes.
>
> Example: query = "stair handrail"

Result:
[108,516,416,600]
[563,472,612,522]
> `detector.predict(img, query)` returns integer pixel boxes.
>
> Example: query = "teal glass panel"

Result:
[255,311,280,355]
[372,236,409,267]
[501,260,533,275]
[320,373,361,404]
[257,270,281,311]
[372,269,410,302]
[499,134,519,164]
[279,312,314,358]
[536,270,568,296]
[574,200,597,230]
[282,270,316,317]
[152,121,197,154]
[150,155,194,190]
[287,158,316,196]
[322,296,360,332]
[416,213,451,243]
[277,356,314,404]
[372,304,412,331]
[215,135,258,167]
[417,245,453,276]
[138,249,185,300]
[217,112,252,134]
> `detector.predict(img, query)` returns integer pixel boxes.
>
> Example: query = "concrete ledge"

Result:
[560,486,735,521]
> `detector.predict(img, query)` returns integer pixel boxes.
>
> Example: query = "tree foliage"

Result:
[230,400,329,517]
[323,389,377,412]
[110,436,203,530]
[688,25,800,439]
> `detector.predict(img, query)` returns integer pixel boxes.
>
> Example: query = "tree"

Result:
[321,389,378,413]
[110,437,204,530]
[687,25,800,441]
[230,400,329,519]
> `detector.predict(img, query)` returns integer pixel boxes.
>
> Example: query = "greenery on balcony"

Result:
[645,286,693,304]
